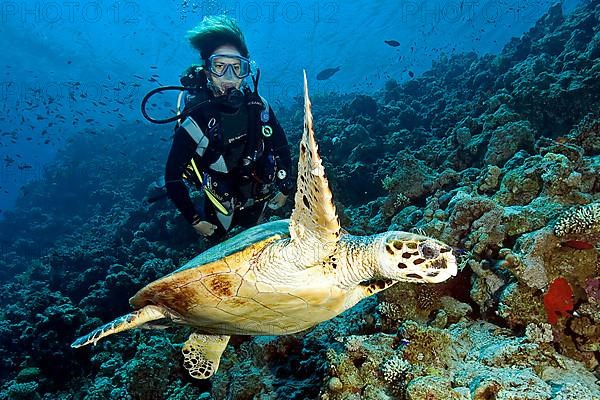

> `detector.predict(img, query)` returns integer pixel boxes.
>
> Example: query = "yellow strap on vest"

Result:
[190,158,203,182]
[190,159,230,216]
[177,90,230,217]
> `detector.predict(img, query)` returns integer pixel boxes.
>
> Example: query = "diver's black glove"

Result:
[180,65,206,88]
[246,69,263,110]
[278,176,294,196]
[246,91,262,110]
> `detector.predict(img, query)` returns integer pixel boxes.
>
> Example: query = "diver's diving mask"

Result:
[206,54,252,79]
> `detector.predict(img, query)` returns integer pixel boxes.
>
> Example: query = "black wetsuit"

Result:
[165,88,293,237]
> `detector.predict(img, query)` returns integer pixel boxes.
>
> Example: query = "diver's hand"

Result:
[192,221,217,236]
[267,192,287,210]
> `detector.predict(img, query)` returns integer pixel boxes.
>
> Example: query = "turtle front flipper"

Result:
[287,71,341,266]
[71,305,167,348]
[182,333,230,379]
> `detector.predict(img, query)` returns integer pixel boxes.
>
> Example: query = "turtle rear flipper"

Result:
[182,333,230,379]
[71,305,167,348]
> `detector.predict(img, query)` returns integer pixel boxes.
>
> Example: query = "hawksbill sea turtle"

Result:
[72,71,457,379]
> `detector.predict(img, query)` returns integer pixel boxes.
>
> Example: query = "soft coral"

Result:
[543,277,574,325]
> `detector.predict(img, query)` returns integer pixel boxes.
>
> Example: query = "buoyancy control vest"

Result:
[177,66,278,215]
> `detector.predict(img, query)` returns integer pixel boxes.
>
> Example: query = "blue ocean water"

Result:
[0,0,583,214]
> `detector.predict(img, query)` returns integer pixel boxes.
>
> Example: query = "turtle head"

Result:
[376,232,457,284]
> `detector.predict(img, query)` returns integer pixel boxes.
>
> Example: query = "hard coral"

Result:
[538,152,587,198]
[497,282,547,327]
[554,202,600,237]
[380,354,411,385]
[570,112,600,155]
[344,94,378,118]
[405,375,456,400]
[442,191,504,252]
[321,333,395,400]
[494,156,543,205]
[1,382,40,400]
[484,120,535,167]
[477,165,502,193]
[525,323,554,343]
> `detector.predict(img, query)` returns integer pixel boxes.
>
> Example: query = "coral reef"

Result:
[0,1,599,398]
[320,321,600,400]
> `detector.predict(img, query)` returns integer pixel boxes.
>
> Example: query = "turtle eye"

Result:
[419,242,439,259]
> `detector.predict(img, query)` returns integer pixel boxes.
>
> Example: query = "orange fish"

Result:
[544,277,574,325]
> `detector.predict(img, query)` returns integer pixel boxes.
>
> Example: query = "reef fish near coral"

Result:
[560,239,595,250]
[71,71,457,380]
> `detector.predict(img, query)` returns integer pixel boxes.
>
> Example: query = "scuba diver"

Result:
[162,16,294,238]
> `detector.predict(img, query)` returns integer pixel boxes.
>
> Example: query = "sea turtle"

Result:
[72,71,457,379]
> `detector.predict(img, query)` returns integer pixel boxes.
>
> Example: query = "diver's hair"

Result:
[187,15,249,61]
